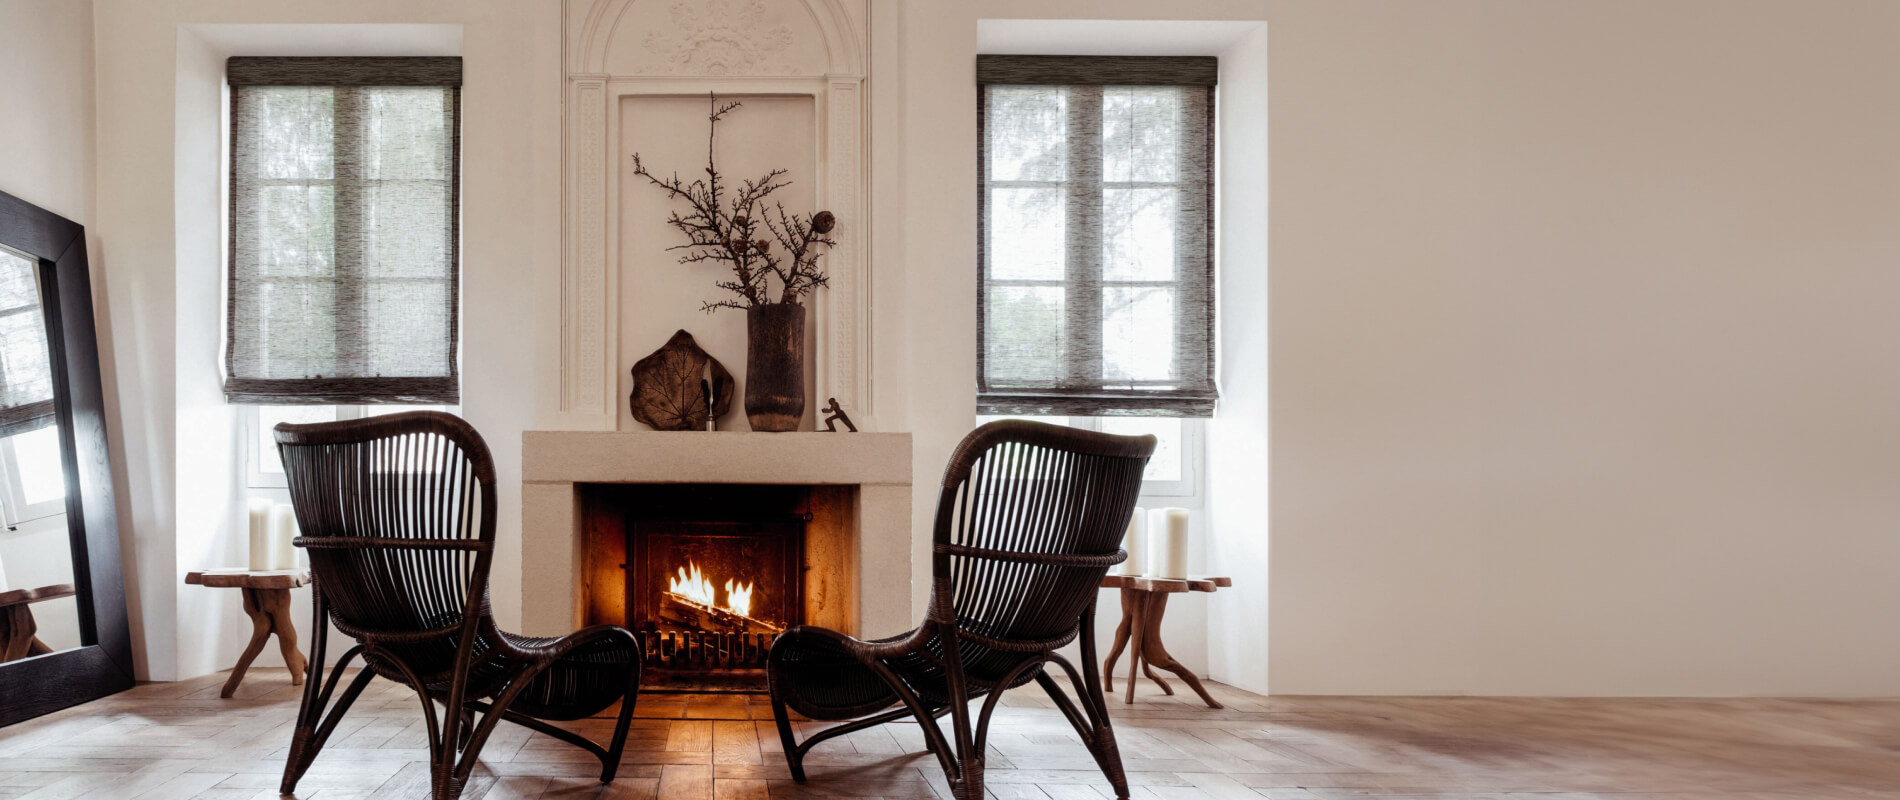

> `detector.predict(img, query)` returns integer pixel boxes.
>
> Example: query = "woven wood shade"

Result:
[977,56,1218,417]
[225,57,462,405]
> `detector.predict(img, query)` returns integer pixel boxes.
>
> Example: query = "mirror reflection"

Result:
[0,244,77,662]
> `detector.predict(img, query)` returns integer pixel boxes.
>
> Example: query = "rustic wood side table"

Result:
[1100,574,1233,709]
[0,583,76,662]
[185,569,311,698]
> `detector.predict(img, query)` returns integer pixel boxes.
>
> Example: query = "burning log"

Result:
[660,591,782,635]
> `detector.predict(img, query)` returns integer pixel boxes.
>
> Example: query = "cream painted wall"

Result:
[94,0,559,680]
[617,94,819,433]
[1268,0,1900,696]
[898,0,1900,697]
[1461,0,1900,696]
[70,0,1900,696]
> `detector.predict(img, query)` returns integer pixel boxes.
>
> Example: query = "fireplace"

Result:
[578,483,856,692]
[519,430,914,689]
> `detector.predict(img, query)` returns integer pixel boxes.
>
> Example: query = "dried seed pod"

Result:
[810,210,836,234]
[754,239,771,254]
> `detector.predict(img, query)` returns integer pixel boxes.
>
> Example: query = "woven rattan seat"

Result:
[768,420,1155,800]
[273,412,642,800]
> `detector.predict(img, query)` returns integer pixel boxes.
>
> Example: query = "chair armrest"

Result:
[491,622,640,663]
[775,623,926,663]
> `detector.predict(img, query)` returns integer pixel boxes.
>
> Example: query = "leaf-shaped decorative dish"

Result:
[630,330,733,431]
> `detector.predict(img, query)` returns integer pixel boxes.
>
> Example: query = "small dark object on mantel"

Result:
[820,397,856,432]
[630,330,733,431]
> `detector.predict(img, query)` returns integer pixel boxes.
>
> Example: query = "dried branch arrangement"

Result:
[631,94,836,312]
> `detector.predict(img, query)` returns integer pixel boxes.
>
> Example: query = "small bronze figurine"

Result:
[821,397,857,432]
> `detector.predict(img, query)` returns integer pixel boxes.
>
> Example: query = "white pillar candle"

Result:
[1151,507,1191,580]
[269,503,299,570]
[247,498,275,571]
[1119,507,1146,576]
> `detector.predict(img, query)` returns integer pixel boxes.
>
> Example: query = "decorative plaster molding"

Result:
[640,0,797,76]
[820,76,866,416]
[562,0,869,431]
[567,76,610,422]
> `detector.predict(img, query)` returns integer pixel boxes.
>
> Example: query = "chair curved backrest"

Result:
[930,420,1155,678]
[275,411,497,656]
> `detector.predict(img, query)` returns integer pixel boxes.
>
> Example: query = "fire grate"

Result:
[626,516,806,682]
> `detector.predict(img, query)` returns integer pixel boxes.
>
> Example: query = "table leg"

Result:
[223,588,275,698]
[262,589,307,685]
[1101,588,1138,693]
[1,605,41,662]
[1143,660,1175,696]
[1135,593,1222,709]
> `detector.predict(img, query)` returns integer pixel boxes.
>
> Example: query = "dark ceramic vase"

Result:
[744,302,805,432]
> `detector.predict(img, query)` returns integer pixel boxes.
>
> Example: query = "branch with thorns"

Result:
[630,93,837,313]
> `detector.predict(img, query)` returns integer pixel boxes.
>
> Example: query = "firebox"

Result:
[626,516,804,682]
[579,483,852,693]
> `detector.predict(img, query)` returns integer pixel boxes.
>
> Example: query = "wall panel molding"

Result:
[559,0,869,430]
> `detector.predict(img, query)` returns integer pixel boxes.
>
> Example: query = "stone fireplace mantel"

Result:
[520,431,912,639]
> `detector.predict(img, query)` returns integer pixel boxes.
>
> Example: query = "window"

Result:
[977,56,1217,418]
[977,415,1203,498]
[0,246,64,525]
[245,404,457,488]
[225,57,462,405]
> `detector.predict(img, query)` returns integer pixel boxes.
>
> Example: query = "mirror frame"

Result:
[0,189,134,725]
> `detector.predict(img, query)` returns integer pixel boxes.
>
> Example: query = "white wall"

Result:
[94,1,559,680]
[71,0,1900,696]
[0,0,96,660]
[1206,24,1270,695]
[1270,0,1900,696]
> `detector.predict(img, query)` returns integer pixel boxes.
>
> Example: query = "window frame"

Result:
[975,415,1204,500]
[244,403,457,488]
[0,430,65,526]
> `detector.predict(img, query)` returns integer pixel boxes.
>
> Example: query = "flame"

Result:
[667,561,757,619]
[725,579,754,619]
[669,562,718,608]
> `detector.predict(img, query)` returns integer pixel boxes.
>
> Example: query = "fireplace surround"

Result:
[520,431,913,680]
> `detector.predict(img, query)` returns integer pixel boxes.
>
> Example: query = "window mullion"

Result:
[1064,86,1104,390]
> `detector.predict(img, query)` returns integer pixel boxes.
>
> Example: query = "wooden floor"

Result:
[2,670,1898,800]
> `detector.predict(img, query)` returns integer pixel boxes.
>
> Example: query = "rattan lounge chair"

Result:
[767,419,1155,800]
[274,411,642,800]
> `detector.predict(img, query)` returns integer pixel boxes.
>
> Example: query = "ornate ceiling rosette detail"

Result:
[642,0,797,76]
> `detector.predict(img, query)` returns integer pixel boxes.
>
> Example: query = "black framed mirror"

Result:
[0,189,133,725]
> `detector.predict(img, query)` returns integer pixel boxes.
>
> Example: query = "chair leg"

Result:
[943,679,981,800]
[1076,604,1130,800]
[769,690,808,783]
[599,664,643,783]
[282,606,375,796]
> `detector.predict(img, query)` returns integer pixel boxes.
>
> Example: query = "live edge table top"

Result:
[1099,575,1231,593]
[185,569,311,590]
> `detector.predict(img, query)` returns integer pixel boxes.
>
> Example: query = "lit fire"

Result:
[725,578,753,619]
[667,561,755,619]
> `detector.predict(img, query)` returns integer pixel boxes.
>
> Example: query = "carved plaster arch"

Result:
[573,0,863,77]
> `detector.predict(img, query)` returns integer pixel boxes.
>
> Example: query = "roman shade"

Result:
[225,57,462,405]
[978,56,1217,417]
[0,248,54,437]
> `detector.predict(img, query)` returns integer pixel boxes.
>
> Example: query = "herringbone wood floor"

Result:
[2,669,1898,799]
